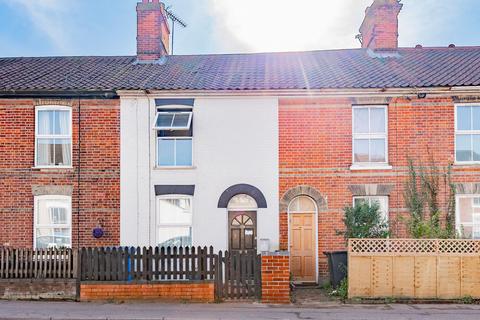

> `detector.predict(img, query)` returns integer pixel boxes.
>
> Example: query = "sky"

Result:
[0,0,480,57]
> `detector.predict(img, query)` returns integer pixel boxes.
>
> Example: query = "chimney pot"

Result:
[448,44,456,48]
[359,0,403,51]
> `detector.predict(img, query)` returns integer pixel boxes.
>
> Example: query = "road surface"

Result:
[0,301,480,320]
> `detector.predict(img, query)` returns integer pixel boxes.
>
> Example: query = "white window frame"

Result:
[455,104,480,164]
[33,195,72,249]
[351,105,390,170]
[152,111,193,131]
[455,194,480,239]
[156,195,193,247]
[34,105,73,168]
[156,137,193,167]
[353,196,389,222]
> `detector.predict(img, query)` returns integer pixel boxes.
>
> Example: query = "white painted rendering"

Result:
[120,95,279,251]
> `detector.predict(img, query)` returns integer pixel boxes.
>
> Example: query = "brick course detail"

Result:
[0,98,120,248]
[261,254,290,304]
[80,281,214,302]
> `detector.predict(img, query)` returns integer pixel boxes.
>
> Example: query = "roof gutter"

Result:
[117,86,480,99]
[0,90,118,99]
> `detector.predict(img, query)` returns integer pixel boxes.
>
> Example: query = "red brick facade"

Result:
[0,98,120,248]
[279,96,480,280]
[80,281,214,302]
[261,254,290,304]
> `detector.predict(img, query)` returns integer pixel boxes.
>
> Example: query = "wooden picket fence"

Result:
[80,246,261,300]
[80,246,216,282]
[0,247,78,279]
[0,246,262,301]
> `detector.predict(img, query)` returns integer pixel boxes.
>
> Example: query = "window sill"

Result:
[32,166,74,170]
[453,162,480,167]
[350,164,393,171]
[154,166,196,171]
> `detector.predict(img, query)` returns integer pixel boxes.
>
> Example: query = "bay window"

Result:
[34,195,72,249]
[352,106,388,166]
[455,105,480,163]
[456,195,480,239]
[157,195,193,247]
[35,106,72,167]
[154,108,193,167]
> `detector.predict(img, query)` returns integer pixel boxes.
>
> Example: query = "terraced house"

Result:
[1,0,479,283]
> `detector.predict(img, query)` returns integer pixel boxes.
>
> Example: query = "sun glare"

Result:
[212,0,369,53]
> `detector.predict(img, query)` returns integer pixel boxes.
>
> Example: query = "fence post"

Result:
[75,248,82,301]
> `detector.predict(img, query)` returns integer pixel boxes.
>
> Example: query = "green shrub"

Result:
[338,202,390,240]
[462,295,474,304]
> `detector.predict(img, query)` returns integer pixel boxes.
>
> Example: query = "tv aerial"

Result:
[165,6,187,55]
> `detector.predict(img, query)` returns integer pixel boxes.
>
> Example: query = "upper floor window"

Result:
[34,195,72,249]
[352,106,388,165]
[154,108,193,167]
[456,195,480,239]
[35,106,72,167]
[456,105,480,163]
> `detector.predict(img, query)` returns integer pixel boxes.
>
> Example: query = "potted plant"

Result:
[326,201,389,288]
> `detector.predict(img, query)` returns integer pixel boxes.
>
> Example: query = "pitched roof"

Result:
[1,47,480,92]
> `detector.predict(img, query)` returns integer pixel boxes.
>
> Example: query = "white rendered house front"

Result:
[119,92,279,253]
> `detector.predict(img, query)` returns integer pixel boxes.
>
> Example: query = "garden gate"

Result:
[215,250,262,300]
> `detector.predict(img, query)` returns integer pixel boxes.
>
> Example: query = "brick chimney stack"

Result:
[137,0,170,62]
[359,0,403,51]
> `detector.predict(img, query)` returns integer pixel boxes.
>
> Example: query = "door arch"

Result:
[288,196,318,283]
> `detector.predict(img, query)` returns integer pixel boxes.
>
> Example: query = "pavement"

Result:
[1,301,480,320]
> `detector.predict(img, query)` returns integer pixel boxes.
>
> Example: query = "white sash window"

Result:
[455,105,480,163]
[34,195,72,249]
[154,108,193,167]
[35,106,72,168]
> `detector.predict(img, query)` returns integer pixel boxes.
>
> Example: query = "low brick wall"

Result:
[80,281,214,302]
[261,252,291,304]
[0,279,77,300]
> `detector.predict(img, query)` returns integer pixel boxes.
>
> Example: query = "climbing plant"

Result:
[403,158,456,239]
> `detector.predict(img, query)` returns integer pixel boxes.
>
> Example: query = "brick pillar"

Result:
[261,252,290,304]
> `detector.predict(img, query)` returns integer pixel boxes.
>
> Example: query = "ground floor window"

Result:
[456,195,480,239]
[34,195,72,249]
[157,195,193,247]
[353,196,389,222]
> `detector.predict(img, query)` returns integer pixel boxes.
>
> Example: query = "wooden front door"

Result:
[290,213,316,283]
[228,211,257,253]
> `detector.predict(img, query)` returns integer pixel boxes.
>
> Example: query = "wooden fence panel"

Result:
[414,256,437,299]
[79,246,218,282]
[461,256,480,297]
[392,256,415,297]
[348,256,371,298]
[0,248,76,280]
[437,256,461,299]
[372,257,393,298]
[349,239,480,299]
